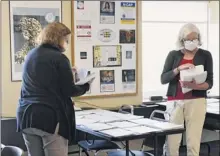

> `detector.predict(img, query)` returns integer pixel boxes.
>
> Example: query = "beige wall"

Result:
[1,1,142,117]
[209,1,219,23]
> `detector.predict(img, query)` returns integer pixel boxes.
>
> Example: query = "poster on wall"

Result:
[100,1,115,24]
[119,30,135,43]
[10,1,62,81]
[100,70,115,92]
[120,2,136,24]
[76,20,92,41]
[77,1,84,10]
[97,29,116,42]
[122,69,136,91]
[93,45,122,67]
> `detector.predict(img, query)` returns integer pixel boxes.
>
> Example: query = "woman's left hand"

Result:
[179,79,197,89]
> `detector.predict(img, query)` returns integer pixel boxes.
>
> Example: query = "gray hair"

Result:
[176,23,202,49]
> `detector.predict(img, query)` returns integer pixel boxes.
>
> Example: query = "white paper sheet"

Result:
[108,121,139,128]
[100,128,135,137]
[83,123,116,131]
[125,126,160,134]
[76,118,99,125]
[75,72,96,85]
[131,118,184,130]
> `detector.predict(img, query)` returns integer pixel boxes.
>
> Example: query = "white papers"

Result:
[76,118,99,125]
[83,123,116,131]
[100,128,134,137]
[131,118,184,130]
[180,65,207,93]
[108,121,139,128]
[125,126,160,134]
[75,72,96,85]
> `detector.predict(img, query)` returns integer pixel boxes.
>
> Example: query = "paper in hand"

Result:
[180,65,207,94]
[75,72,96,85]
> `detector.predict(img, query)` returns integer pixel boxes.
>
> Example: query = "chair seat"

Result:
[108,150,153,156]
[78,140,120,151]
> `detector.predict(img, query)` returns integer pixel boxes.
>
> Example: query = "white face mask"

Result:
[184,39,199,51]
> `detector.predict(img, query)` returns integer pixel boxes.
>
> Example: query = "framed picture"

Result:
[9,1,62,81]
[93,45,122,67]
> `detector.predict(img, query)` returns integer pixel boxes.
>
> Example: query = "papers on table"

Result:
[180,65,207,94]
[100,128,135,137]
[108,121,139,128]
[131,118,183,130]
[76,109,184,138]
[82,123,116,131]
[125,126,160,134]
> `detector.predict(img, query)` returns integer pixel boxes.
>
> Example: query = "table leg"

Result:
[154,135,158,156]
[125,140,129,156]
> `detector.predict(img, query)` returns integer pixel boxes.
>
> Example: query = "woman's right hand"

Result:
[178,63,195,71]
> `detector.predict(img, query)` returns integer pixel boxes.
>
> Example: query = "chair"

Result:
[78,139,120,156]
[1,146,23,156]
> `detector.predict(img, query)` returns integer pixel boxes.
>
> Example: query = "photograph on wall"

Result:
[77,1,84,10]
[97,29,116,42]
[120,2,136,24]
[10,1,61,81]
[76,20,92,41]
[126,51,132,59]
[100,70,115,92]
[93,45,122,67]
[100,1,115,24]
[122,69,136,91]
[80,51,87,59]
[119,30,135,44]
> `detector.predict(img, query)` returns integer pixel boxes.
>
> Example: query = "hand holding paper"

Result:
[180,65,207,93]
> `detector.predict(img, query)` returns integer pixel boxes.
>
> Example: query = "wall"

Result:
[1,1,142,117]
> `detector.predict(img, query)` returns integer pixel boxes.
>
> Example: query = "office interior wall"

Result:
[1,1,142,117]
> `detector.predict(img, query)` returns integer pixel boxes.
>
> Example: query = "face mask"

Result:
[184,40,199,51]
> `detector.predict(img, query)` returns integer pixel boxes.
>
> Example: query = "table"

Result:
[75,109,185,156]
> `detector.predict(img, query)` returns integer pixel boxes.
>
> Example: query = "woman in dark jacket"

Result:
[161,23,213,156]
[16,22,90,156]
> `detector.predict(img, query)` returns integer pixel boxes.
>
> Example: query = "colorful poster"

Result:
[93,45,122,67]
[100,1,115,24]
[119,30,135,44]
[122,69,136,91]
[100,70,115,92]
[120,2,136,24]
[76,20,91,41]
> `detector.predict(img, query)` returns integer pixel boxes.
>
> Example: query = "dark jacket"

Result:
[161,48,213,97]
[16,43,89,143]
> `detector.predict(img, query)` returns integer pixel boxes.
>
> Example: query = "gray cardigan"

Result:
[161,48,213,97]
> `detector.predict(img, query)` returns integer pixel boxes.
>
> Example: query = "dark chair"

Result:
[78,140,120,156]
[1,146,24,156]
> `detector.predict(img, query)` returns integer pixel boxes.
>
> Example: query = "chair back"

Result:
[1,146,23,156]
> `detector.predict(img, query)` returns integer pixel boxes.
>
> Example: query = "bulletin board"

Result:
[71,1,138,98]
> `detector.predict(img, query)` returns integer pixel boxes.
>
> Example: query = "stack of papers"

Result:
[76,118,99,125]
[180,65,207,93]
[75,72,96,85]
[131,118,184,130]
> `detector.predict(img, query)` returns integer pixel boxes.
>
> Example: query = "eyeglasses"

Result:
[183,39,198,44]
